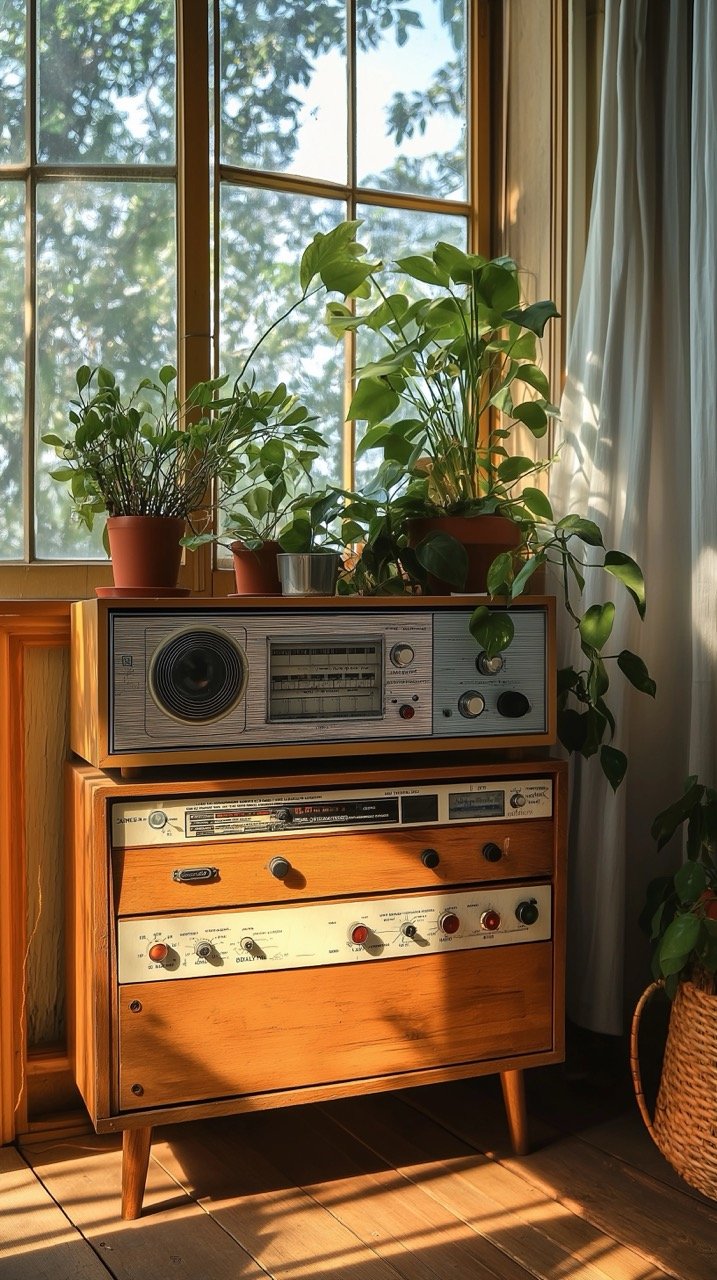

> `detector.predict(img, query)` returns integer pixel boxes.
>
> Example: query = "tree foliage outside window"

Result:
[0,0,472,565]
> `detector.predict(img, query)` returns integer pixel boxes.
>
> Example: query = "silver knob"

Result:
[390,643,415,667]
[510,792,527,808]
[241,937,255,952]
[195,940,213,959]
[148,809,167,829]
[458,691,486,718]
[401,923,418,938]
[477,651,505,675]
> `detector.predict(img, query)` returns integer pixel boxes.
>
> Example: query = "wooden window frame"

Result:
[0,0,491,599]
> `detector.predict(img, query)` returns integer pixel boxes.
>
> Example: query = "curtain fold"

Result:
[550,0,711,1032]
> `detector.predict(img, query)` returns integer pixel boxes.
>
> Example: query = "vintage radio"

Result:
[71,595,556,770]
[66,755,567,1218]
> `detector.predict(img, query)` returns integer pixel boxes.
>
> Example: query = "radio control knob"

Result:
[515,899,539,926]
[147,942,169,963]
[476,651,505,676]
[399,704,415,719]
[510,792,527,808]
[148,810,167,830]
[241,936,256,952]
[439,912,460,935]
[497,690,531,718]
[421,848,440,869]
[195,940,213,959]
[390,644,415,667]
[482,842,503,862]
[349,923,370,946]
[458,691,485,719]
[401,923,418,938]
[268,856,291,879]
[480,910,501,932]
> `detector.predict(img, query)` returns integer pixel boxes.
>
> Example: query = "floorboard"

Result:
[2,1064,714,1280]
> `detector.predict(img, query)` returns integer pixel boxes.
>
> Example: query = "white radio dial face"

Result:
[268,638,383,721]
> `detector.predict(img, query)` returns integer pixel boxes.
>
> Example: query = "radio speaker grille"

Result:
[149,628,247,723]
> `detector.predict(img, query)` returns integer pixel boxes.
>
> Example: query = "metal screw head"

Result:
[130,1083,144,1096]
[129,1000,142,1013]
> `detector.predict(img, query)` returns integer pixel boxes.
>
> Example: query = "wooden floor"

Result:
[2,1051,716,1280]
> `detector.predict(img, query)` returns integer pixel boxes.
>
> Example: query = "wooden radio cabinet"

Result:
[66,756,567,1218]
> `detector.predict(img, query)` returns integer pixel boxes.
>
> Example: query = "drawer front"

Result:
[113,820,555,914]
[117,941,553,1111]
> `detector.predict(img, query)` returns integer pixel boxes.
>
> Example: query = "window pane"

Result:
[0,183,25,559]
[220,184,345,486]
[220,0,347,182]
[35,180,176,559]
[0,0,26,164]
[37,0,175,164]
[357,0,467,199]
[353,203,467,490]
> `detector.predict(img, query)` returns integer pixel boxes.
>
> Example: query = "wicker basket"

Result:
[631,978,717,1200]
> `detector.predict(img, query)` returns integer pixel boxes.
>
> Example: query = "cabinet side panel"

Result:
[70,602,100,767]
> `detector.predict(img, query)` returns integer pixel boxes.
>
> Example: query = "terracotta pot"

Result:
[406,514,523,594]
[230,540,282,595]
[106,515,185,591]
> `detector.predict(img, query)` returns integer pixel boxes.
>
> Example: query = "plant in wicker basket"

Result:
[631,778,717,1201]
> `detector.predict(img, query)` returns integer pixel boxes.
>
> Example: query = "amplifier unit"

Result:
[66,756,567,1219]
[70,595,555,770]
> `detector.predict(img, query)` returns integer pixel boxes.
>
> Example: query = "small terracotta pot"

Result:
[106,515,185,590]
[230,540,282,595]
[406,514,523,594]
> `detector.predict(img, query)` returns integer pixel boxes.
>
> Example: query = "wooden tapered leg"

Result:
[121,1126,153,1219]
[500,1069,529,1155]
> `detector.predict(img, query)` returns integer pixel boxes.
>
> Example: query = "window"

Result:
[0,0,488,589]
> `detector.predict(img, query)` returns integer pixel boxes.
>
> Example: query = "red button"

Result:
[350,924,370,945]
[439,912,460,935]
[148,942,168,963]
[481,910,501,932]
[399,704,415,719]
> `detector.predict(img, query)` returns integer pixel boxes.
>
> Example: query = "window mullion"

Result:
[23,0,38,562]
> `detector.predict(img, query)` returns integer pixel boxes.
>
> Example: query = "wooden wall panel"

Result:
[0,604,71,1143]
[23,645,70,1047]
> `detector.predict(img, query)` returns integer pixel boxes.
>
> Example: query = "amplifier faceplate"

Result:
[112,777,553,847]
[117,884,552,983]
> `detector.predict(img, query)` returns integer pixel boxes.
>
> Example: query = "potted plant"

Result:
[300,223,655,788]
[275,489,346,596]
[182,381,325,595]
[631,780,717,1199]
[43,364,239,594]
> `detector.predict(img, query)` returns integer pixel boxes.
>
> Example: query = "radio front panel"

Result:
[112,776,553,847]
[105,603,549,758]
[116,884,552,984]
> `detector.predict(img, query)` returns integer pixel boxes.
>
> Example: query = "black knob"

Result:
[482,842,502,862]
[268,856,291,879]
[515,899,539,926]
[276,808,293,823]
[496,690,531,718]
[421,848,440,869]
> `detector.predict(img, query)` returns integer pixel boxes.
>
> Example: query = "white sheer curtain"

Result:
[551,0,715,1033]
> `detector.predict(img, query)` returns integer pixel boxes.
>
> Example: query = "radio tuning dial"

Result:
[458,691,485,719]
[515,899,539,926]
[268,856,292,880]
[510,792,527,808]
[147,810,167,830]
[194,940,213,959]
[480,910,501,932]
[390,643,415,667]
[476,651,505,675]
